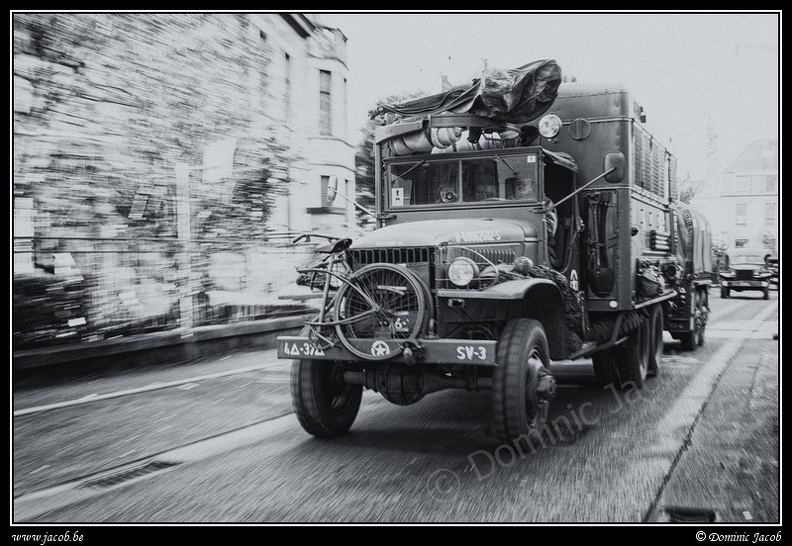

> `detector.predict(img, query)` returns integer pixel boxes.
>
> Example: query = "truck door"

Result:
[543,159,580,281]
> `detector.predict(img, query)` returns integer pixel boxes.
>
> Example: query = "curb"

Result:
[12,315,309,371]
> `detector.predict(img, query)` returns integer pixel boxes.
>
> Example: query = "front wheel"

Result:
[290,332,362,438]
[721,287,730,298]
[492,319,555,448]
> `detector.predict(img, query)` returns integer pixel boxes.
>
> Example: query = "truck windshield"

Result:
[386,153,539,207]
[729,254,765,265]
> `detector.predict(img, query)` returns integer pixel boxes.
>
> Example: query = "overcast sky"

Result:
[319,11,779,182]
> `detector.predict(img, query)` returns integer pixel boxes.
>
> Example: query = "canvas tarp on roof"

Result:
[369,59,562,124]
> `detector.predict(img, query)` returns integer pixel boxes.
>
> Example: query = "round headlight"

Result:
[538,114,562,139]
[448,257,479,287]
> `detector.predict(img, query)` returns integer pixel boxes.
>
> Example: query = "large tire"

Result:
[492,319,555,447]
[721,287,730,299]
[290,328,363,438]
[679,318,702,351]
[615,318,650,389]
[592,349,620,389]
[680,290,707,351]
[647,305,664,377]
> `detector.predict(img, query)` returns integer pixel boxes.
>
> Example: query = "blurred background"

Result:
[12,12,779,352]
[12,13,366,350]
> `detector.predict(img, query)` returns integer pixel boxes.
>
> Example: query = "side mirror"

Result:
[604,151,625,183]
[326,175,338,203]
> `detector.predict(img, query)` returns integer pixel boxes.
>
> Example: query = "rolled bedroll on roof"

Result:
[369,59,563,124]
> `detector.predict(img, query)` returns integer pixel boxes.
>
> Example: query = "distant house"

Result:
[690,138,778,254]
[256,14,358,237]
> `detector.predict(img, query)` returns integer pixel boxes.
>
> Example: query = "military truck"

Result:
[666,205,713,349]
[276,60,711,446]
[719,247,773,300]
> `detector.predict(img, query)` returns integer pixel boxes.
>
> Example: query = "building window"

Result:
[319,70,332,136]
[283,52,291,120]
[735,203,747,225]
[735,238,748,248]
[735,175,750,193]
[342,77,348,135]
[765,174,778,193]
[765,202,776,226]
[320,175,338,207]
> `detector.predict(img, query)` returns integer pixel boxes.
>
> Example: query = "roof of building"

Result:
[723,138,778,172]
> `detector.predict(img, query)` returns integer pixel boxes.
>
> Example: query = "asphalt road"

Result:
[12,291,779,524]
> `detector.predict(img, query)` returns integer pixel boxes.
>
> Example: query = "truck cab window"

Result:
[387,153,540,207]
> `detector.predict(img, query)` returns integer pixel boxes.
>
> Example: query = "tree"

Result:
[354,90,430,229]
[353,121,376,230]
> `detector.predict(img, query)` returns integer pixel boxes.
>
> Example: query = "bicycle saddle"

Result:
[316,238,353,254]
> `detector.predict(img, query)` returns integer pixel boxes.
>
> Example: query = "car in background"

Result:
[765,253,779,290]
[719,248,773,299]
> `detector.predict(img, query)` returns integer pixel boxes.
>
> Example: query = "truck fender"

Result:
[438,278,558,301]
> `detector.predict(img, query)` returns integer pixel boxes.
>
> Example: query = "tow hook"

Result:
[402,341,424,366]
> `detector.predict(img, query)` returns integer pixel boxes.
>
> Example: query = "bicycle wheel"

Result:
[333,263,427,361]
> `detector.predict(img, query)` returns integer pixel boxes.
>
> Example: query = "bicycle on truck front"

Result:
[277,59,711,449]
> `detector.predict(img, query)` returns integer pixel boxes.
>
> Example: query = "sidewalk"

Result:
[12,314,308,372]
[653,336,780,523]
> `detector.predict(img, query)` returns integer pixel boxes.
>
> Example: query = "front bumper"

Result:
[277,336,498,365]
[721,280,768,289]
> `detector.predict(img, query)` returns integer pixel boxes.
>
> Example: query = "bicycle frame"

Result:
[296,251,381,348]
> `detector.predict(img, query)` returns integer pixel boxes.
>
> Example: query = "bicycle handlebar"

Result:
[291,232,340,245]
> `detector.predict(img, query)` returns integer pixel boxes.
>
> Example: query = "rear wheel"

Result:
[615,319,650,389]
[679,318,703,351]
[763,288,770,300]
[721,287,730,298]
[592,349,620,389]
[492,319,555,448]
[680,290,707,350]
[647,305,664,377]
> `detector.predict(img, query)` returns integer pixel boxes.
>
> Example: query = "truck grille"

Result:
[452,246,518,266]
[349,247,435,290]
[735,270,755,281]
[348,245,519,291]
[349,247,434,266]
